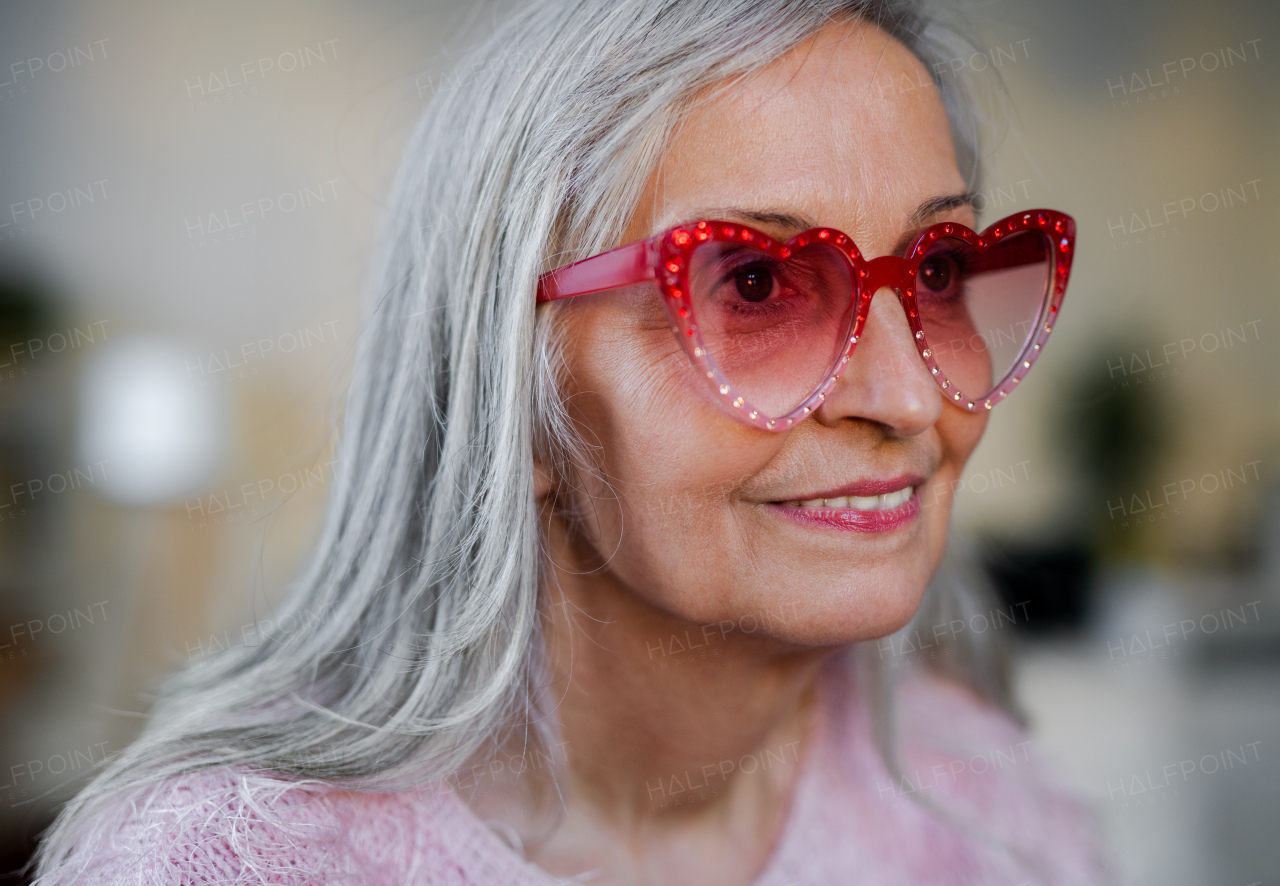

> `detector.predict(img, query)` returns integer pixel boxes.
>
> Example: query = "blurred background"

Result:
[0,0,1276,883]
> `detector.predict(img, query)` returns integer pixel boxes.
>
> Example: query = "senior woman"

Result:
[36,0,1109,883]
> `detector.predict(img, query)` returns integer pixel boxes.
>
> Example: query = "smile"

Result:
[780,487,915,511]
[765,477,923,533]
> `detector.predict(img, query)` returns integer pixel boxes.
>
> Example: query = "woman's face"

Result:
[549,21,985,647]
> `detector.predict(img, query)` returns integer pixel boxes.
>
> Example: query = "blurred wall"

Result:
[0,1,1277,883]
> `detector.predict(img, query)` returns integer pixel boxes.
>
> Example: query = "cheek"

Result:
[916,407,988,548]
[936,408,989,477]
[829,410,989,641]
[559,304,781,615]
[567,307,707,480]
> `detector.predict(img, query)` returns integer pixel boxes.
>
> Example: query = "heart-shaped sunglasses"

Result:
[538,209,1075,431]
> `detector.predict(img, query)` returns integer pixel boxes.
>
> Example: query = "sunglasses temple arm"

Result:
[537,240,655,303]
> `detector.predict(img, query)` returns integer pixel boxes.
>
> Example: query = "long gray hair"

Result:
[38,0,1010,871]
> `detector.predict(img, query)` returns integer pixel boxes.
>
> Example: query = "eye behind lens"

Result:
[734,265,773,303]
[919,253,954,293]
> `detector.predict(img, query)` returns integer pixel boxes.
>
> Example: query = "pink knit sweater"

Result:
[38,665,1113,884]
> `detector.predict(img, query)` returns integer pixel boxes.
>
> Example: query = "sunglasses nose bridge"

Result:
[859,255,916,299]
[844,254,932,387]
[856,255,919,332]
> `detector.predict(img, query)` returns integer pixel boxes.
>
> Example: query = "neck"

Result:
[504,511,832,863]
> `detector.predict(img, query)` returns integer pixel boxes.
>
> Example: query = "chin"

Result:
[739,566,933,650]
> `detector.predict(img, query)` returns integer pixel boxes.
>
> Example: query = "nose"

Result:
[813,285,941,435]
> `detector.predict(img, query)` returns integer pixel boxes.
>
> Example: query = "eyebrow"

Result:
[906,193,976,228]
[672,193,974,236]
[890,193,976,255]
[669,207,819,235]
[663,193,975,254]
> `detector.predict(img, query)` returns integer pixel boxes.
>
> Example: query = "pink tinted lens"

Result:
[915,230,1052,399]
[685,240,855,418]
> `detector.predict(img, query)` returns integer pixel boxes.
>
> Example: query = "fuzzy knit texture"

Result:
[37,660,1115,885]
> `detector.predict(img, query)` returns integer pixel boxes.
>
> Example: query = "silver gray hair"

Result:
[37,0,1009,873]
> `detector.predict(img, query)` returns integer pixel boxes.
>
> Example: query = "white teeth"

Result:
[879,487,913,509]
[783,487,914,510]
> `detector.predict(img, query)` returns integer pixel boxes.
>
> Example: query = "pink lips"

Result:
[764,474,924,533]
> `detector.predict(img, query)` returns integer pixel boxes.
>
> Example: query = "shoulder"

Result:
[35,766,458,885]
[893,672,1116,885]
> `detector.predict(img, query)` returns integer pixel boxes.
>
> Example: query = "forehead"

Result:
[640,20,967,253]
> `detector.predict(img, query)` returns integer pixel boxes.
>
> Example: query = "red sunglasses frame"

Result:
[537,209,1076,432]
